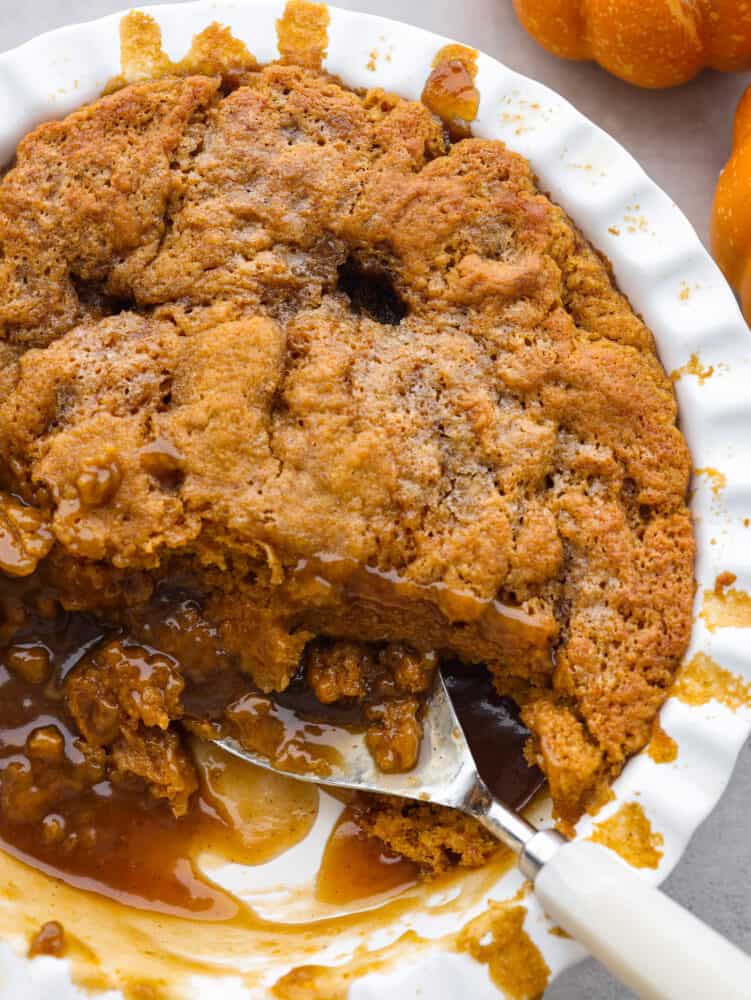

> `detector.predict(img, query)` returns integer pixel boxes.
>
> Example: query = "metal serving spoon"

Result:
[213,672,751,999]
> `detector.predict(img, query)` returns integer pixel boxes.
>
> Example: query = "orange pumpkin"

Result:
[712,85,751,323]
[513,0,751,88]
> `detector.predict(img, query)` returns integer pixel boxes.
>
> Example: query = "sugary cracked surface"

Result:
[0,61,693,857]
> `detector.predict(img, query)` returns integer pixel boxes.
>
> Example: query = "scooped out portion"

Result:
[0,58,693,870]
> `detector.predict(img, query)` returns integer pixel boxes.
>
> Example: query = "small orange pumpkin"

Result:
[712,85,751,323]
[513,0,751,88]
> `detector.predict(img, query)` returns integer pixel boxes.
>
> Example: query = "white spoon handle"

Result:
[534,840,751,1000]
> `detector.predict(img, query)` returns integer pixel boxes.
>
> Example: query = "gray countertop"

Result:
[2,1,750,997]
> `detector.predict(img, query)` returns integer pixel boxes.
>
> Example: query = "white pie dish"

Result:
[0,2,751,998]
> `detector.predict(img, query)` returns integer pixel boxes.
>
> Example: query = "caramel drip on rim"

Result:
[673,651,751,710]
[647,718,678,764]
[272,880,545,1000]
[455,901,551,1000]
[700,586,751,631]
[422,44,480,140]
[590,802,664,869]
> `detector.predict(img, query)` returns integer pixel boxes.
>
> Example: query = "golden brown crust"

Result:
[0,62,694,836]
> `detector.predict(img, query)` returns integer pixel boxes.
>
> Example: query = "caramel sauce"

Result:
[700,586,751,631]
[0,566,545,926]
[225,691,344,776]
[271,936,422,1000]
[421,44,480,141]
[189,738,318,865]
[75,456,122,509]
[276,0,330,70]
[273,851,520,999]
[0,808,520,999]
[647,718,678,764]
[28,919,65,958]
[0,593,319,920]
[714,571,738,595]
[672,651,751,711]
[0,661,302,920]
[315,807,418,905]
[0,664,235,920]
[287,554,556,650]
[138,436,186,489]
[0,537,545,994]
[456,901,550,1000]
[590,802,664,869]
[0,493,54,578]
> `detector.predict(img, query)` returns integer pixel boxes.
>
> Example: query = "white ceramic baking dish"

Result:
[1,3,750,997]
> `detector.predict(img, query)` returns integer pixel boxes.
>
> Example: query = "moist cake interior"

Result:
[0,56,693,874]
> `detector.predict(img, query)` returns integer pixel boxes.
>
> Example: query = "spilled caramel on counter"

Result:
[672,652,751,711]
[108,11,258,91]
[421,44,480,140]
[590,802,663,869]
[670,353,714,385]
[647,718,678,764]
[456,901,550,1000]
[277,0,330,70]
[700,585,751,631]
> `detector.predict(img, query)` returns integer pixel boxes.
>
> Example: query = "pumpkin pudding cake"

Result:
[0,56,694,879]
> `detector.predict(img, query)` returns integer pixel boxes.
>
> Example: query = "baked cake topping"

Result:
[0,57,693,856]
